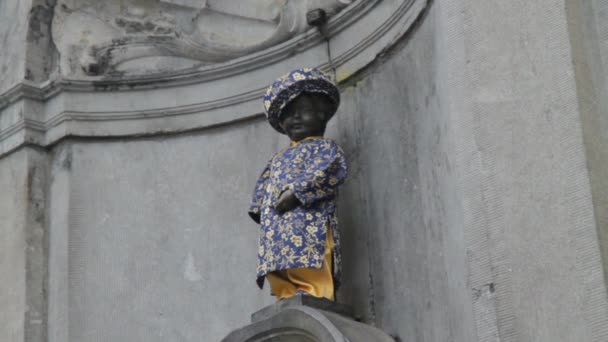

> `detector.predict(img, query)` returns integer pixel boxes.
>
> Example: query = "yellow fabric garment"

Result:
[266,229,335,300]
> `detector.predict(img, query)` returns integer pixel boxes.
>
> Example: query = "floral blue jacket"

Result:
[248,137,348,289]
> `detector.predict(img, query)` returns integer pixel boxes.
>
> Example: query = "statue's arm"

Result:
[248,160,272,224]
[289,140,348,206]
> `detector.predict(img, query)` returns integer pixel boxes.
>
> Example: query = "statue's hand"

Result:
[275,190,301,214]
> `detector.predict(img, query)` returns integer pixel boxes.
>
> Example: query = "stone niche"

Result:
[0,0,431,341]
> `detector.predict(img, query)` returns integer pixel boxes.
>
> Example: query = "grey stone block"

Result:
[223,300,394,342]
[251,296,354,323]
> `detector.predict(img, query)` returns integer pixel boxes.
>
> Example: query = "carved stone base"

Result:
[222,296,395,342]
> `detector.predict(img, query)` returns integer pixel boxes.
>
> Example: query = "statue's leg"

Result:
[266,233,335,301]
[266,271,297,300]
[284,234,335,301]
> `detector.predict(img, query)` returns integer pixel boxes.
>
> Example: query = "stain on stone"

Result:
[472,283,496,301]
[368,267,376,323]
[27,166,46,224]
[60,3,73,13]
[62,154,72,170]
[54,146,73,170]
[115,17,175,35]
[25,68,34,81]
[27,168,35,199]
[27,5,54,44]
[83,37,132,76]
[115,17,144,34]
[87,62,102,76]
[92,81,122,92]
[155,25,173,35]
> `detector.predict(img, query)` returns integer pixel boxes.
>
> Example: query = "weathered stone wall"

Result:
[46,122,279,341]
[0,148,48,342]
[567,0,608,287]
[0,150,28,341]
[0,0,55,93]
[0,0,30,94]
[336,2,608,340]
[332,7,476,340]
[431,0,608,340]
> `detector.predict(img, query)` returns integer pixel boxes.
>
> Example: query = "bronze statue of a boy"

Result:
[248,68,348,300]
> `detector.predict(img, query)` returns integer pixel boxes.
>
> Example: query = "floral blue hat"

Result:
[263,68,340,134]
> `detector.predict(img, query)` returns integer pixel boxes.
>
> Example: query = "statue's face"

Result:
[279,94,328,142]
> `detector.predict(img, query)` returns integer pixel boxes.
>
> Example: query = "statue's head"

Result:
[278,92,335,142]
[263,68,340,139]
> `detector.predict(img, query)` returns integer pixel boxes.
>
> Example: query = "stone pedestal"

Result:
[222,296,394,342]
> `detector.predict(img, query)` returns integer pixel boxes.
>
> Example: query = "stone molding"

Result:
[0,0,427,158]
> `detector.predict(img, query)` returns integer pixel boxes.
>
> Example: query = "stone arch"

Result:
[0,0,429,161]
